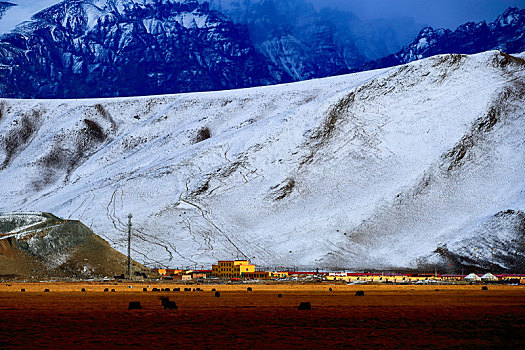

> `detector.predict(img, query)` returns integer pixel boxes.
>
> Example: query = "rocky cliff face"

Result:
[0,0,286,98]
[358,7,525,71]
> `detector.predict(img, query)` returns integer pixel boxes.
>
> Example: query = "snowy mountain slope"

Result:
[0,1,58,33]
[0,51,524,271]
[0,2,15,21]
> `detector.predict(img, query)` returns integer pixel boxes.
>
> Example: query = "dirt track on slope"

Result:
[0,283,523,349]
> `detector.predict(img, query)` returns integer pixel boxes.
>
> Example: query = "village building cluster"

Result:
[152,260,525,284]
[153,260,289,281]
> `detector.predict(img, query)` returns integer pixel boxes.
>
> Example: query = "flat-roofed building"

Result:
[212,260,255,278]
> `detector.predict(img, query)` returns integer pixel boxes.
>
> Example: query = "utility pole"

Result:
[474,247,478,275]
[491,247,495,275]
[127,213,132,280]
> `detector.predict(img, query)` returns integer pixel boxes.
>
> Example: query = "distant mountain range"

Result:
[0,1,523,98]
[357,7,525,72]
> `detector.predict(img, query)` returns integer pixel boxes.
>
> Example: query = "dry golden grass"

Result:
[0,282,523,348]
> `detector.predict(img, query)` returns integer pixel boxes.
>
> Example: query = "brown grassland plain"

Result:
[0,283,523,349]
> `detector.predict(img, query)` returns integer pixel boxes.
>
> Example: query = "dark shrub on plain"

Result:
[128,302,142,310]
[298,302,311,310]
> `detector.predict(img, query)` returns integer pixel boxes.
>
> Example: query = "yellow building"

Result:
[243,271,269,279]
[153,268,167,276]
[269,271,289,279]
[212,260,255,278]
[166,269,185,276]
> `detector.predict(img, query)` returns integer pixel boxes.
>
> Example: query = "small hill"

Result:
[0,212,147,280]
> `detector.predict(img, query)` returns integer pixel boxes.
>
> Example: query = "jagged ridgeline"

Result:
[356,7,525,72]
[0,212,146,279]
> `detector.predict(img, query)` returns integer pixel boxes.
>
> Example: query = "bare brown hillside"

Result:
[0,213,148,280]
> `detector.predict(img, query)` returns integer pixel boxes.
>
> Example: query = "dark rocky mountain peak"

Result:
[0,0,288,98]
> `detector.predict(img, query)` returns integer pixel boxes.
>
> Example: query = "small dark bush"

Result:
[482,286,488,291]
[44,289,50,293]
[355,291,365,296]
[215,291,221,298]
[195,127,211,143]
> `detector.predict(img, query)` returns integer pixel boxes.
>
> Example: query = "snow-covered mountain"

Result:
[0,1,523,99]
[205,0,422,80]
[0,0,287,98]
[359,7,525,72]
[1,51,523,272]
